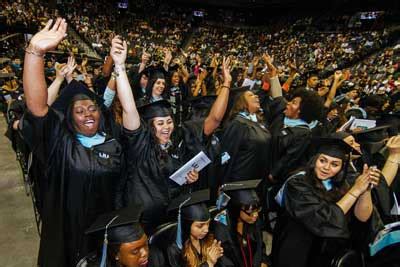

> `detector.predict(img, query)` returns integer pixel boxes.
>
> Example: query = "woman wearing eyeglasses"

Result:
[213,180,270,267]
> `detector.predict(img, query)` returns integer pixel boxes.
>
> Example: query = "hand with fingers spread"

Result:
[141,49,151,64]
[222,56,232,84]
[62,56,77,83]
[27,18,68,56]
[110,36,127,66]
[186,169,199,184]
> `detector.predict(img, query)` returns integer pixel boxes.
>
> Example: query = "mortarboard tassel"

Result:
[176,197,191,249]
[100,215,119,267]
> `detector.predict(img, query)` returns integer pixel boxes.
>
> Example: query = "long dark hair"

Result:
[65,93,106,136]
[304,154,349,202]
[181,218,214,267]
[146,117,177,161]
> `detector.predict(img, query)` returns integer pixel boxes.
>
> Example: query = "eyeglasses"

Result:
[241,206,262,217]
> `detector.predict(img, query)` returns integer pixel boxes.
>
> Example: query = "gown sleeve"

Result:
[284,175,350,238]
[19,107,65,165]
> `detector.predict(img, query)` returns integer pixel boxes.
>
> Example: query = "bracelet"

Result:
[348,191,359,199]
[387,158,400,164]
[114,64,126,75]
[111,72,117,80]
[221,85,230,90]
[25,44,45,57]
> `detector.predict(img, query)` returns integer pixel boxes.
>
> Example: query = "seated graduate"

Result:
[111,35,233,234]
[166,189,224,267]
[272,136,381,267]
[79,204,163,267]
[213,180,270,267]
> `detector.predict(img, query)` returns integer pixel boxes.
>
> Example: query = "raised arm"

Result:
[138,49,150,74]
[110,36,140,131]
[382,135,400,186]
[324,70,344,108]
[264,53,282,98]
[47,63,67,106]
[203,57,232,136]
[24,18,67,117]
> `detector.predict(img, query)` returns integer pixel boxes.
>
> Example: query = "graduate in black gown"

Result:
[166,189,224,267]
[268,88,325,183]
[78,204,163,267]
[213,180,270,267]
[20,19,122,266]
[219,87,272,184]
[272,137,381,267]
[110,36,233,234]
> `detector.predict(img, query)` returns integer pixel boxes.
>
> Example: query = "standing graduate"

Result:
[166,189,224,267]
[219,87,272,184]
[21,18,122,266]
[272,137,381,267]
[111,36,233,234]
[213,180,270,267]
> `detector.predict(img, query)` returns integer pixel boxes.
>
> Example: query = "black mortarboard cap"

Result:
[311,136,358,160]
[352,125,390,143]
[137,99,172,121]
[85,204,145,267]
[220,179,261,206]
[52,80,104,114]
[168,189,210,221]
[187,95,217,110]
[168,189,210,249]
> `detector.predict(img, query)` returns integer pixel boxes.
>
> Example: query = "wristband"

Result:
[25,44,45,57]
[114,65,126,75]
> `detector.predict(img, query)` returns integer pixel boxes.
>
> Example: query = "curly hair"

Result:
[290,89,324,123]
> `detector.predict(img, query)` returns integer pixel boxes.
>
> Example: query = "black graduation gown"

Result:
[20,108,122,267]
[268,97,312,182]
[219,115,272,184]
[213,218,269,267]
[272,174,350,267]
[117,119,209,234]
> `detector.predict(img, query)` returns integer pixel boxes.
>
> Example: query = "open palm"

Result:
[29,18,67,54]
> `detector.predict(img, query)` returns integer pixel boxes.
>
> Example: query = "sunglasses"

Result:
[241,206,262,217]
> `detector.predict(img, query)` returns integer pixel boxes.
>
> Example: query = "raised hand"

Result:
[64,56,77,83]
[110,36,127,66]
[28,18,67,55]
[386,135,400,157]
[164,48,172,65]
[351,164,372,196]
[222,56,232,84]
[141,49,151,64]
[334,70,343,81]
